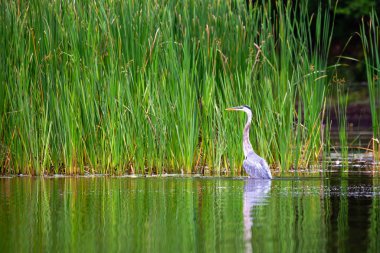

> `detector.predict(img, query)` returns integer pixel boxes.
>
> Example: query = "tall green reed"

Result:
[360,10,380,161]
[0,1,334,175]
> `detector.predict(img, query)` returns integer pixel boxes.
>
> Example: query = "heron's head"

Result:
[225,105,252,114]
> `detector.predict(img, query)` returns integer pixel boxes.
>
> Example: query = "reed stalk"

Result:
[360,10,380,162]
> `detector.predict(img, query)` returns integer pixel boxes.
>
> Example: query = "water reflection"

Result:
[0,176,379,253]
[243,179,272,253]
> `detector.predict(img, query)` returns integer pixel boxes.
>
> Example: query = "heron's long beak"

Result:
[225,107,240,111]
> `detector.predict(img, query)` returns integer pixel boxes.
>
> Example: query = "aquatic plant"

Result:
[0,0,334,175]
[360,10,380,162]
[335,75,349,167]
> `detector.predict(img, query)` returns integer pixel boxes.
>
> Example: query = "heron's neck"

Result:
[243,113,253,157]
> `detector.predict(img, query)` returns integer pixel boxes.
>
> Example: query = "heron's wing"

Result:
[243,159,261,178]
[243,154,272,179]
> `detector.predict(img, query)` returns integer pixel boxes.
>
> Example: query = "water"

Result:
[0,174,379,253]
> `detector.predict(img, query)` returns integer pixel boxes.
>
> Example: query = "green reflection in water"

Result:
[0,176,379,253]
[337,174,348,253]
[368,177,380,253]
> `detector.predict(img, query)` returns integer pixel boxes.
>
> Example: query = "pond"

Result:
[0,173,379,253]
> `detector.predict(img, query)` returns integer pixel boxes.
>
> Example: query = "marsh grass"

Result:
[1,1,335,175]
[335,78,349,167]
[361,11,380,162]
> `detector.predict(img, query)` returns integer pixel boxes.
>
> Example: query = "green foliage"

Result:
[360,10,380,160]
[0,0,334,174]
[334,0,377,18]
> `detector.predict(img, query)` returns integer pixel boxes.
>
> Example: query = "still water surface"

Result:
[0,174,379,253]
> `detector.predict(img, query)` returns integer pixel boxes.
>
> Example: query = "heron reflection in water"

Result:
[226,105,272,179]
[243,179,272,252]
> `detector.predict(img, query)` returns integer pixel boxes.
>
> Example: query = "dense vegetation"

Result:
[0,1,378,175]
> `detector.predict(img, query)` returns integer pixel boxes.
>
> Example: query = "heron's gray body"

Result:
[243,151,272,179]
[227,105,272,179]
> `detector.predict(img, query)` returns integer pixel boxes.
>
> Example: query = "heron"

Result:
[226,105,272,179]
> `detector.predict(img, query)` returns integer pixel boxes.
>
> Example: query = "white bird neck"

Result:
[243,111,253,157]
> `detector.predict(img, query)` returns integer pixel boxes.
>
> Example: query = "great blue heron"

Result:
[226,105,272,179]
